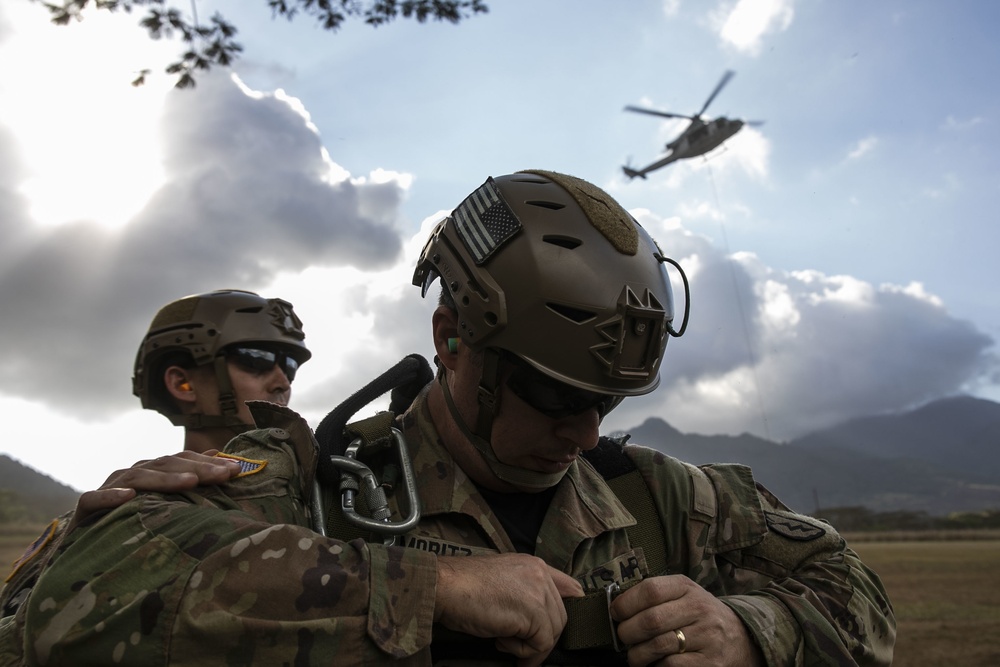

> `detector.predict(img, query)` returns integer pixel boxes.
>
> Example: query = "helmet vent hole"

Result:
[484,312,498,326]
[543,235,582,250]
[527,200,566,211]
[236,306,263,313]
[546,303,595,323]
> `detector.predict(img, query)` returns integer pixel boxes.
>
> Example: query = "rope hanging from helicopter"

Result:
[704,159,773,443]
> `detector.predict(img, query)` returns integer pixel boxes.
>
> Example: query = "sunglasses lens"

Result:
[228,347,298,381]
[281,356,299,381]
[505,358,617,419]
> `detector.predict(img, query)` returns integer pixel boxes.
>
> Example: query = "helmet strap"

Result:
[437,359,569,491]
[165,412,253,432]
[164,355,253,433]
[473,348,502,441]
[213,355,239,418]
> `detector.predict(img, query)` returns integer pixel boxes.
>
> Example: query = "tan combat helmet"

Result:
[132,289,311,430]
[413,170,688,487]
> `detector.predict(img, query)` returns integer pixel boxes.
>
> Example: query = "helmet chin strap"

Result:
[166,356,254,433]
[167,412,254,433]
[437,354,569,491]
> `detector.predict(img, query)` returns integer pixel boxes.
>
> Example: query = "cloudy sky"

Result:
[1,0,997,491]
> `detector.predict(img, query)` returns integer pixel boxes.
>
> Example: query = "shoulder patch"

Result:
[5,519,59,582]
[215,452,268,478]
[764,511,826,541]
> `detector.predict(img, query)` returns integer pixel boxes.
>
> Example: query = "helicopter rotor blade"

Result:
[698,69,735,117]
[624,105,695,120]
[744,120,765,127]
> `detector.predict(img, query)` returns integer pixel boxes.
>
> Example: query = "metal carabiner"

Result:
[328,427,421,545]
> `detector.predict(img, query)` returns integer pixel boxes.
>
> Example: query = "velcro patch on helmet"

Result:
[521,170,638,255]
[5,519,59,582]
[453,178,522,264]
[764,511,826,541]
[214,452,268,478]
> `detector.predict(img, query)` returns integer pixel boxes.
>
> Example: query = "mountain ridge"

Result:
[623,395,1000,515]
[0,454,80,523]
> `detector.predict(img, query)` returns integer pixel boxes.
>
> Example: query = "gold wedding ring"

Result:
[675,628,687,654]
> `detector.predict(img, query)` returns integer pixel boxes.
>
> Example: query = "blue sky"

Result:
[1,0,997,490]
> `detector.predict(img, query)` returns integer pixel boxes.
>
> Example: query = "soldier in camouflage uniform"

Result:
[129,288,312,453]
[0,289,311,665]
[16,172,894,666]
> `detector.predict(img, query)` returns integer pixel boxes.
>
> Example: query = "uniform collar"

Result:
[403,390,637,559]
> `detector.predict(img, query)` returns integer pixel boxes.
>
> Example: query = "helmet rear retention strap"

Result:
[474,348,502,441]
[214,355,239,417]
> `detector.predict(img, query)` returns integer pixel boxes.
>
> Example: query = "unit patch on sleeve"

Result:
[764,511,826,541]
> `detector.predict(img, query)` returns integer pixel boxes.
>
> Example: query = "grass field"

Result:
[851,539,1000,666]
[2,525,998,664]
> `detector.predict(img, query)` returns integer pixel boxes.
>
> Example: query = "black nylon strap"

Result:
[557,440,669,653]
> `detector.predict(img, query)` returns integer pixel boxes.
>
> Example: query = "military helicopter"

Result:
[622,70,763,180]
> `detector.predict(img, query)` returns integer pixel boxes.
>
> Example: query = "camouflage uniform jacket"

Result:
[16,396,894,666]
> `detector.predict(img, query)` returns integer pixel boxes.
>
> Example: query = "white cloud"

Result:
[0,70,408,418]
[846,135,878,160]
[0,2,177,229]
[604,211,996,441]
[943,115,984,131]
[662,0,682,17]
[921,172,961,199]
[714,0,795,55]
[678,200,725,221]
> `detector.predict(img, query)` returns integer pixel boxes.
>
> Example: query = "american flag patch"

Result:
[215,453,268,478]
[453,178,522,264]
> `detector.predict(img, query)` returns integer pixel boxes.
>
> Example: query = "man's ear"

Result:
[164,366,197,404]
[432,306,461,371]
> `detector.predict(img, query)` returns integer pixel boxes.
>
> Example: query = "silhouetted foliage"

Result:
[815,505,1000,532]
[31,0,490,88]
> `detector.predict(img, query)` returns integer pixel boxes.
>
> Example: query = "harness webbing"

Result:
[559,439,668,653]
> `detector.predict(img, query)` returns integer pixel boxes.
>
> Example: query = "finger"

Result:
[626,626,691,667]
[548,566,584,598]
[100,461,149,488]
[72,488,138,526]
[611,574,687,622]
[103,456,241,491]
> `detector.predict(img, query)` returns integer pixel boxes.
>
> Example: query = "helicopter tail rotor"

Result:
[622,161,647,180]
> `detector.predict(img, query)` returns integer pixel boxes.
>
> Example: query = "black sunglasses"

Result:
[503,354,622,420]
[226,346,301,381]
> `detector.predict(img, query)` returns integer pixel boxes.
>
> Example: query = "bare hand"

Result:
[434,553,584,667]
[71,450,242,528]
[611,574,764,666]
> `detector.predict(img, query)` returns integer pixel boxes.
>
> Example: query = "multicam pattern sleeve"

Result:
[627,444,896,666]
[22,404,438,666]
